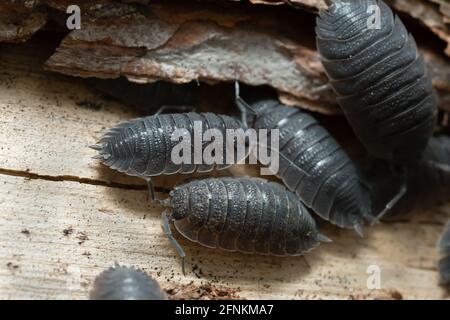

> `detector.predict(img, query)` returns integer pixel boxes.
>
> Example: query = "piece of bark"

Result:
[0,7,47,43]
[430,0,450,23]
[44,1,450,114]
[250,0,450,57]
[389,0,450,57]
[1,0,449,56]
[45,2,339,113]
[2,0,450,114]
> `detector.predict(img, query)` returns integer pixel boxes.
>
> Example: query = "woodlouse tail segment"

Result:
[317,233,332,243]
[161,210,186,276]
[89,143,111,161]
[353,222,364,238]
[89,144,103,151]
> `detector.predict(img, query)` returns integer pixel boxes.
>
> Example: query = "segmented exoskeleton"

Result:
[160,177,331,274]
[316,0,437,162]
[234,84,372,236]
[90,265,167,300]
[91,112,245,199]
[438,221,450,290]
[361,135,450,221]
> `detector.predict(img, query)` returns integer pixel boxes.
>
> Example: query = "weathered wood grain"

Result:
[1,174,449,300]
[0,39,449,300]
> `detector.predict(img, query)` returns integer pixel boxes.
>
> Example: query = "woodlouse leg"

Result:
[161,210,186,276]
[301,256,311,269]
[310,83,331,96]
[154,105,196,115]
[146,177,157,203]
[371,182,407,226]
[284,0,303,10]
[146,177,170,205]
[428,161,450,173]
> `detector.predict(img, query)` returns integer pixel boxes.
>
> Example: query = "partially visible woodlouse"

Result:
[90,112,244,198]
[361,135,450,220]
[235,85,372,236]
[438,221,450,291]
[316,0,437,162]
[90,265,167,300]
[87,78,196,114]
[160,177,331,273]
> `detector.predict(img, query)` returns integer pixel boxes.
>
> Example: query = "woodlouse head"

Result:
[169,187,189,220]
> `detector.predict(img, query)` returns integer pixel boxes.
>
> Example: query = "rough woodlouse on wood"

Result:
[159,176,331,274]
[316,0,437,162]
[361,135,450,221]
[235,83,374,236]
[438,221,450,291]
[90,264,167,300]
[90,112,245,199]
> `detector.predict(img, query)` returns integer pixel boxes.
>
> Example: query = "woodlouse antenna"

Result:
[371,182,407,226]
[161,210,186,276]
[234,81,259,129]
[234,81,257,114]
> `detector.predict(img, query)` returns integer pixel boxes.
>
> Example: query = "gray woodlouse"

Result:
[90,264,167,300]
[235,84,373,236]
[316,0,437,162]
[160,177,331,274]
[361,135,450,221]
[438,221,450,290]
[90,112,245,199]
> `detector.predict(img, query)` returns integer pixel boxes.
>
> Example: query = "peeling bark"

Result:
[1,0,449,114]
[0,7,47,43]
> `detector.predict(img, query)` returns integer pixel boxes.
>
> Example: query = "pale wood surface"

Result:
[0,41,449,300]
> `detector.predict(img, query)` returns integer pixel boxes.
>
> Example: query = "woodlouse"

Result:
[316,0,437,162]
[235,84,372,236]
[90,265,167,300]
[160,177,331,274]
[438,221,450,290]
[361,135,450,221]
[91,112,245,199]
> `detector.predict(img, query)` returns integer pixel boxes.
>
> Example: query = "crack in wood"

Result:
[0,167,170,193]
